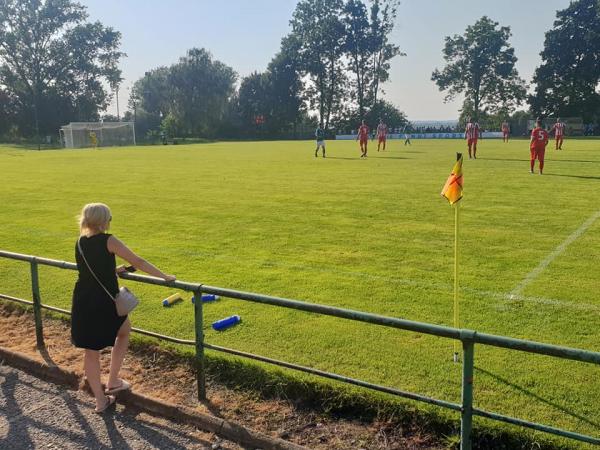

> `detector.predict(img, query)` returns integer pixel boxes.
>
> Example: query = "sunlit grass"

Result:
[1,137,599,447]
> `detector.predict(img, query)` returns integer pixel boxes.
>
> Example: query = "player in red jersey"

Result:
[549,118,566,150]
[464,117,481,159]
[376,119,388,151]
[530,119,548,175]
[501,120,510,143]
[356,120,370,157]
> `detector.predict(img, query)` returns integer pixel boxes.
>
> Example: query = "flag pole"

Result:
[453,201,460,363]
[441,151,463,363]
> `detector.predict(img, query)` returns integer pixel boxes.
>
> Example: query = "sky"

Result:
[81,0,572,121]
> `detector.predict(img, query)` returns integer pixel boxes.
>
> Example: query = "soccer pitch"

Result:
[1,139,599,445]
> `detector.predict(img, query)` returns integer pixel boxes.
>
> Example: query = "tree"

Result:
[130,49,236,138]
[233,35,305,138]
[0,0,124,140]
[160,112,180,138]
[128,67,170,138]
[431,16,526,119]
[343,0,403,120]
[237,71,270,134]
[343,0,372,117]
[529,0,600,122]
[290,0,347,129]
[336,99,407,133]
[168,48,237,136]
[368,0,403,112]
[266,35,304,134]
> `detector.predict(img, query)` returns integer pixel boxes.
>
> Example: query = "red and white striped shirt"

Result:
[552,122,565,136]
[377,123,387,138]
[358,124,369,139]
[465,122,480,140]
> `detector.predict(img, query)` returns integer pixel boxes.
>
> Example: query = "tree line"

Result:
[0,0,598,143]
[129,0,407,140]
[432,0,600,128]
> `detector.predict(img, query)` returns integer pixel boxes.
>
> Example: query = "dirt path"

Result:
[0,364,240,449]
[0,304,442,449]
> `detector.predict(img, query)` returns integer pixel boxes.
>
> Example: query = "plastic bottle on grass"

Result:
[191,294,220,304]
[162,293,182,307]
[212,315,241,331]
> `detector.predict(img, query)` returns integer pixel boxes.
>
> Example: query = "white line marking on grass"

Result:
[472,289,600,313]
[509,210,600,298]
[147,245,600,313]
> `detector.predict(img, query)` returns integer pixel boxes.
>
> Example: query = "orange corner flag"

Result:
[441,153,463,205]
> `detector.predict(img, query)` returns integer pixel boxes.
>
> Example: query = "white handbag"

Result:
[77,238,139,317]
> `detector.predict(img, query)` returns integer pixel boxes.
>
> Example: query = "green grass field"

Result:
[1,138,599,447]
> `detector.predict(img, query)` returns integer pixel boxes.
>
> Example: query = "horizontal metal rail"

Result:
[473,408,600,446]
[0,293,196,346]
[1,249,599,448]
[199,284,600,365]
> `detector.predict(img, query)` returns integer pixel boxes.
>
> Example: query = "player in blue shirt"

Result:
[315,127,326,157]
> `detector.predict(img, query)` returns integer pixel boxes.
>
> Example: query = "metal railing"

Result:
[0,249,599,449]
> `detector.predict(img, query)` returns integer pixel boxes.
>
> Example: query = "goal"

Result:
[60,122,136,148]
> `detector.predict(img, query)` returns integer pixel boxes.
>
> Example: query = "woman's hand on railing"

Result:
[163,274,176,282]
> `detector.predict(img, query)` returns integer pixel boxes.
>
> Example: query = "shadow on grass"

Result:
[478,157,530,162]
[0,302,577,450]
[479,157,600,164]
[542,173,600,181]
[127,337,572,450]
[475,366,600,429]
[325,156,363,161]
[374,156,410,160]
[2,143,62,151]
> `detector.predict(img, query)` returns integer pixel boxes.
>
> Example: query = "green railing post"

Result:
[30,258,44,348]
[460,334,475,450]
[193,289,206,401]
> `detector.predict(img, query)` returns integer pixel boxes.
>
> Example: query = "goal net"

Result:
[60,122,136,148]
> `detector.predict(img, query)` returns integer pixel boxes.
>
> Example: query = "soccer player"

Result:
[89,131,98,149]
[403,126,411,146]
[315,126,326,157]
[356,120,369,158]
[376,119,388,151]
[464,117,481,159]
[549,118,566,150]
[530,118,548,175]
[501,120,510,143]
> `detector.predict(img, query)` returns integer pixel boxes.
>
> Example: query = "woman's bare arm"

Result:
[107,236,176,281]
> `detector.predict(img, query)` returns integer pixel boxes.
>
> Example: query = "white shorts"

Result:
[316,140,325,146]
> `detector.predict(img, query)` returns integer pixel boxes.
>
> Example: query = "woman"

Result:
[72,203,176,413]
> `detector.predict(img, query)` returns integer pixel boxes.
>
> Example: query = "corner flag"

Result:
[441,153,463,363]
[441,153,463,205]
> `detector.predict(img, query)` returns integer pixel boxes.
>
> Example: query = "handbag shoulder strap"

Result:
[77,237,115,300]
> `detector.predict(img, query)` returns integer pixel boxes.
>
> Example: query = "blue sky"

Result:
[81,0,571,121]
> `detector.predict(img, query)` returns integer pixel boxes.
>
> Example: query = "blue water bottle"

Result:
[212,315,241,331]
[191,294,220,304]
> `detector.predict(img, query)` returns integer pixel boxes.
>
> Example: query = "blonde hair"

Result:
[78,203,111,236]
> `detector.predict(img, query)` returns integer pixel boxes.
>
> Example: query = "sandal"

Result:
[94,395,116,413]
[105,379,131,395]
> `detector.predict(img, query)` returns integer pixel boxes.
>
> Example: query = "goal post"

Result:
[59,122,136,148]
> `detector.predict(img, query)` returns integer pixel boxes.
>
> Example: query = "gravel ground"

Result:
[0,364,240,450]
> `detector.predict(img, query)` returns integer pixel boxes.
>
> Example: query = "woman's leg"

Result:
[84,349,107,408]
[107,318,131,389]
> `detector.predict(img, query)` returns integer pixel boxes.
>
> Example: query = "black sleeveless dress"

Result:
[71,233,127,350]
